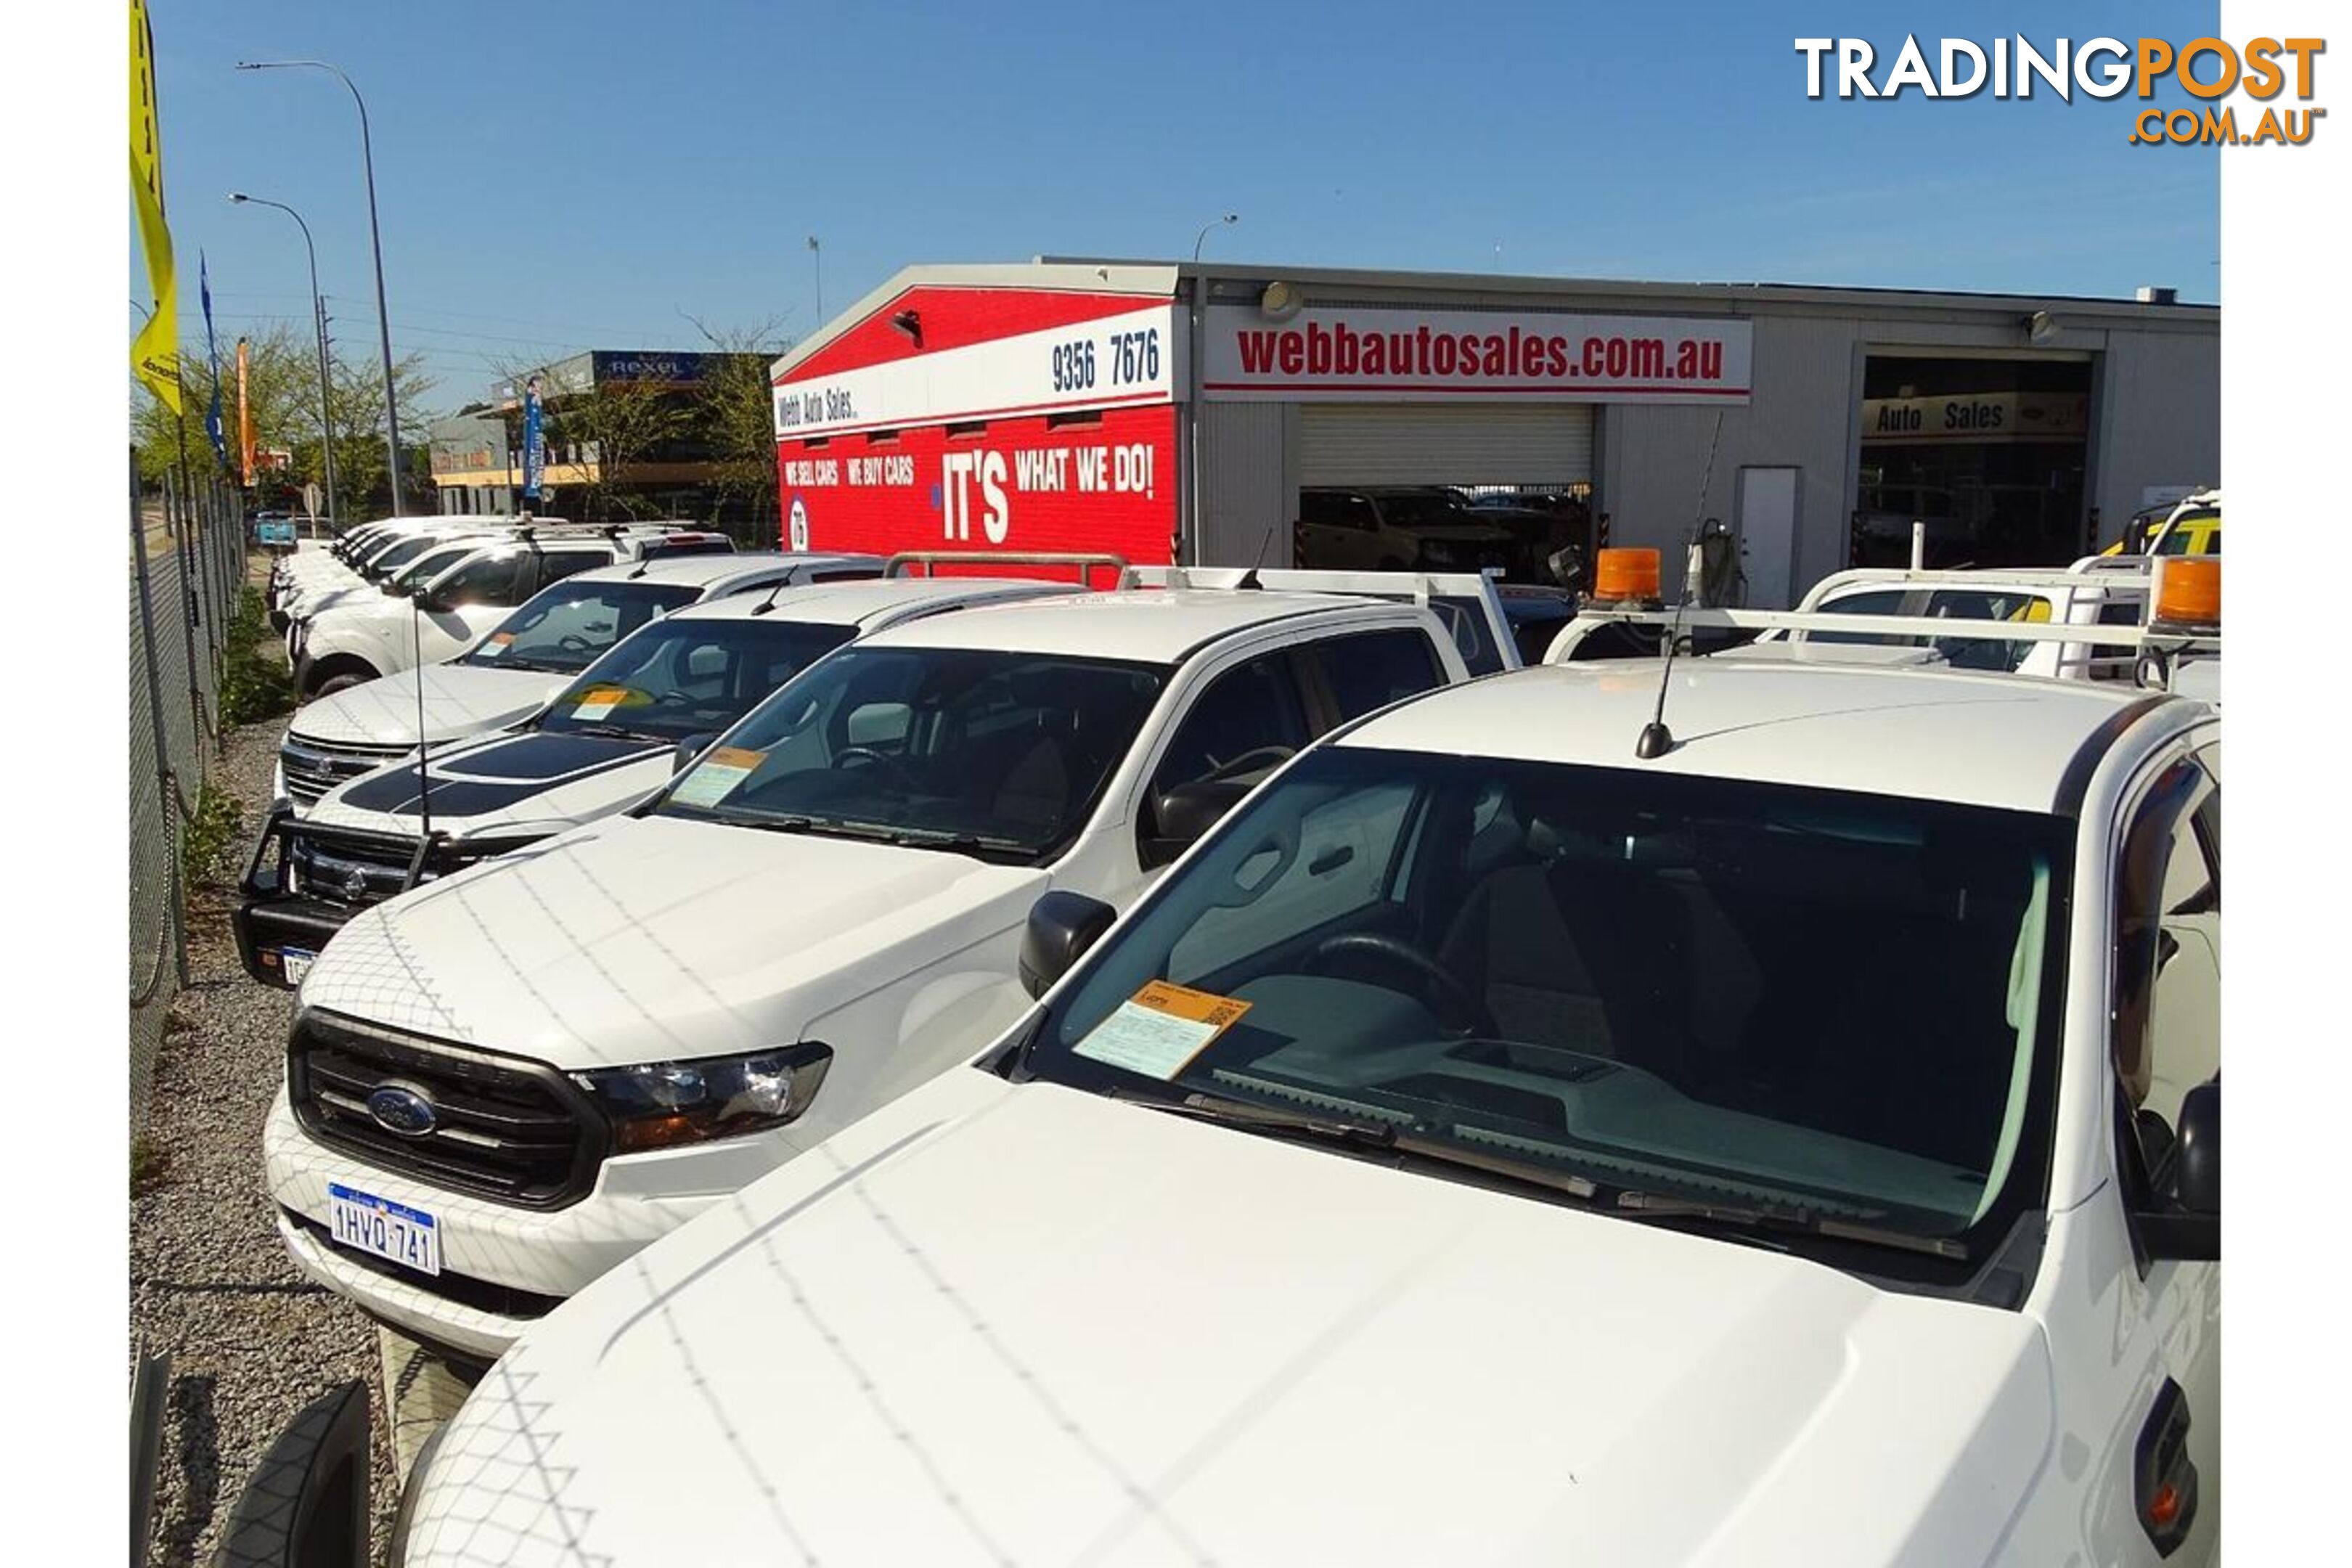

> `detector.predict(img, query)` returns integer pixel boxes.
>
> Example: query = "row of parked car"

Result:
[229,518,2222,1566]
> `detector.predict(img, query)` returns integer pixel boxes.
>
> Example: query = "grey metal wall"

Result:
[1602,309,2219,597]
[2092,328,2221,531]
[1196,401,1289,566]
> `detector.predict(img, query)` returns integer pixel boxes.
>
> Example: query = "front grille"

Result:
[289,1011,608,1209]
[282,734,408,807]
[289,829,422,909]
[282,1207,565,1321]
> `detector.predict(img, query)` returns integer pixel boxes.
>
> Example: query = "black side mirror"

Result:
[1139,779,1249,870]
[2174,1078,2219,1214]
[673,732,719,773]
[378,578,405,596]
[2139,1077,2219,1261]
[1019,891,1116,1000]
[213,1379,371,1567]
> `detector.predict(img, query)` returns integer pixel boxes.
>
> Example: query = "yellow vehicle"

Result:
[2103,489,2220,557]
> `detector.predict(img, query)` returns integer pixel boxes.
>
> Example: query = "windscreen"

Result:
[658,645,1168,863]
[1026,746,2070,1254]
[535,617,857,742]
[361,535,445,579]
[460,580,700,674]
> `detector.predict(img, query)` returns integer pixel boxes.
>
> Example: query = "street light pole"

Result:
[237,59,404,515]
[807,235,823,325]
[1192,213,1238,263]
[229,192,339,528]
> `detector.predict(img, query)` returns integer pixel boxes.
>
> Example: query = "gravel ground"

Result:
[131,676,402,1563]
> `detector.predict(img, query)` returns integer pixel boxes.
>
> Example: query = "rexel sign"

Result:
[1203,304,1752,403]
[774,295,1182,567]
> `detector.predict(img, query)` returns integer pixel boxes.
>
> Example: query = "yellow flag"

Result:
[130,0,181,414]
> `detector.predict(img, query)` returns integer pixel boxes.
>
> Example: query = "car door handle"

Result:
[1308,844,1355,876]
[2134,1378,2200,1557]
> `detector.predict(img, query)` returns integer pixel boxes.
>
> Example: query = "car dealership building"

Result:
[770,258,2216,604]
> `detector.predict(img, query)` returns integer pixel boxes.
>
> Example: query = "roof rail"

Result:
[883,550,1130,589]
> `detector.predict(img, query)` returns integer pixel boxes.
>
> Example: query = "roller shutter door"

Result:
[1297,403,1596,486]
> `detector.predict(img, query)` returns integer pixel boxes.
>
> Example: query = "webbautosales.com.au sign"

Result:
[1201,306,1753,404]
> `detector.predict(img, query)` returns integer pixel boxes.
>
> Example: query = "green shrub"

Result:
[219,586,294,726]
[180,778,245,888]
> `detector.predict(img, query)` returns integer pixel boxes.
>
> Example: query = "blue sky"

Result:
[140,1,2219,413]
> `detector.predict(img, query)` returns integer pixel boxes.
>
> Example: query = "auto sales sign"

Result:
[1204,305,1752,404]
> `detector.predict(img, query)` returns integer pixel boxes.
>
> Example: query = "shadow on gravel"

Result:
[160,1373,221,1566]
[138,1278,332,1298]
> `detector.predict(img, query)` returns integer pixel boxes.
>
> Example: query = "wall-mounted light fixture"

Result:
[891,309,923,348]
[2025,309,2060,345]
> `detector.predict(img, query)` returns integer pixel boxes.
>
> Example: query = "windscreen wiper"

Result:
[1612,1191,1968,1260]
[1103,1088,1401,1150]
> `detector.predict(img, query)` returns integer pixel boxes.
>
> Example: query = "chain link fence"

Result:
[131,455,251,1125]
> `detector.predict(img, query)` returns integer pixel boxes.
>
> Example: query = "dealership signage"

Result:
[1202,305,1752,403]
[777,405,1177,568]
[1860,391,2089,443]
[772,303,1183,440]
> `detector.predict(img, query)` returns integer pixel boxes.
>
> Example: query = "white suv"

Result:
[273,551,881,812]
[264,567,1511,1360]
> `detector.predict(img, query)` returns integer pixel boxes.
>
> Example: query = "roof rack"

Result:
[883,550,1130,590]
[1556,603,2219,693]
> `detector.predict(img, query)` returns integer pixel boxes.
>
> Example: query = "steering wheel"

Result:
[555,634,595,655]
[1303,931,1494,1038]
[831,746,922,788]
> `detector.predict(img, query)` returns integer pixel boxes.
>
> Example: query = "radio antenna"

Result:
[1635,410,1726,761]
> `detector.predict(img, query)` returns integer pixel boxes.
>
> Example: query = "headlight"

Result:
[573,1043,833,1153]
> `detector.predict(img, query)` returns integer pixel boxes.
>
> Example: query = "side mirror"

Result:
[2138,1077,2219,1261]
[412,587,451,614]
[1139,779,1249,870]
[673,732,719,773]
[379,578,406,596]
[2174,1077,2219,1214]
[1018,890,1116,1000]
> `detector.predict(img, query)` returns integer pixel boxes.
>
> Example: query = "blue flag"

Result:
[200,253,229,470]
[522,375,544,502]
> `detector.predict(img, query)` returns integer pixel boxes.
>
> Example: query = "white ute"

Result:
[287,523,732,701]
[273,551,882,812]
[263,564,1511,1361]
[386,644,2222,1567]
[237,572,1074,987]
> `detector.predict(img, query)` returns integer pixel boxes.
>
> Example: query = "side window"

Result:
[2113,761,2222,1175]
[1310,627,1447,722]
[1140,653,1312,857]
[434,550,525,608]
[1302,491,1375,531]
[1922,589,2049,673]
[534,550,611,592]
[1806,587,1912,647]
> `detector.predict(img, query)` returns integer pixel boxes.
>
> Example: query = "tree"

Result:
[489,354,696,523]
[683,315,791,538]
[131,319,436,518]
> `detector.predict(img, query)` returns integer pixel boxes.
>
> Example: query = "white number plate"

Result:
[280,947,317,985]
[325,1183,441,1276]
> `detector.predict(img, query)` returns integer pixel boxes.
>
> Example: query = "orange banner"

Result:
[237,337,254,481]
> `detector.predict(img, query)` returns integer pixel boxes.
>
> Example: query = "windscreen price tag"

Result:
[569,686,632,722]
[1072,980,1251,1079]
[478,632,515,659]
[669,746,766,809]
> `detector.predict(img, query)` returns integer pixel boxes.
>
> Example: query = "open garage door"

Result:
[1298,404,1594,486]
[1294,404,1596,583]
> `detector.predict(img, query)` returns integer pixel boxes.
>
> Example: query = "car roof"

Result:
[862,587,1421,663]
[565,551,881,590]
[661,575,1078,627]
[1335,660,2189,814]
